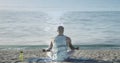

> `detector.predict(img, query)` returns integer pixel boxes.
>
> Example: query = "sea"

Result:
[0,10,120,50]
[0,45,120,50]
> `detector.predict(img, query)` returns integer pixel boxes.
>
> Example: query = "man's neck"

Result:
[58,34,64,36]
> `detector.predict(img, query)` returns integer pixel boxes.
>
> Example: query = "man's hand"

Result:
[42,49,51,52]
[42,49,47,52]
[75,47,79,50]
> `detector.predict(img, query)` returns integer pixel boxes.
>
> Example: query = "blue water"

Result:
[0,10,120,46]
[0,45,120,50]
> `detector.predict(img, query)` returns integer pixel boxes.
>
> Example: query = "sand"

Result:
[0,49,120,63]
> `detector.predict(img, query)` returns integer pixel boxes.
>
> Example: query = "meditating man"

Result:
[43,26,79,61]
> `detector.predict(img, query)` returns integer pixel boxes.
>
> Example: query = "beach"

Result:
[0,49,120,63]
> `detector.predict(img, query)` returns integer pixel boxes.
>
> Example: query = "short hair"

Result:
[58,26,64,30]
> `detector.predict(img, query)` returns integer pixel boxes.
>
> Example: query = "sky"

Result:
[0,0,120,11]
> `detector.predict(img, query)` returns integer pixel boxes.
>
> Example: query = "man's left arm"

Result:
[66,37,79,50]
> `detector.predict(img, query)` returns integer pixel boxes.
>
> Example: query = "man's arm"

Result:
[43,41,53,52]
[66,37,79,50]
[47,42,53,51]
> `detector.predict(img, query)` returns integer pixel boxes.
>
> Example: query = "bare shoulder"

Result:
[65,36,72,46]
[66,36,71,41]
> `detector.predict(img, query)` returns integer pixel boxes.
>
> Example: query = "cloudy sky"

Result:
[0,0,120,11]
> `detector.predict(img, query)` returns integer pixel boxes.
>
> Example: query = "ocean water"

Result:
[0,45,120,50]
[0,10,120,49]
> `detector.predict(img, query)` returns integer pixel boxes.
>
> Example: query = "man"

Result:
[43,26,79,61]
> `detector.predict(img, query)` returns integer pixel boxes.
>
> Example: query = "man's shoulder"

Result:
[53,35,71,39]
[65,35,71,40]
[65,36,71,42]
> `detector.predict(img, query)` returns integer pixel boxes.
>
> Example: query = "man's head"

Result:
[57,26,64,35]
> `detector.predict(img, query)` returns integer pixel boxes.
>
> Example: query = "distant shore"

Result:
[0,49,120,63]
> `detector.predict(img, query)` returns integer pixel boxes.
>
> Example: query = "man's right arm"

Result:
[42,41,53,52]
